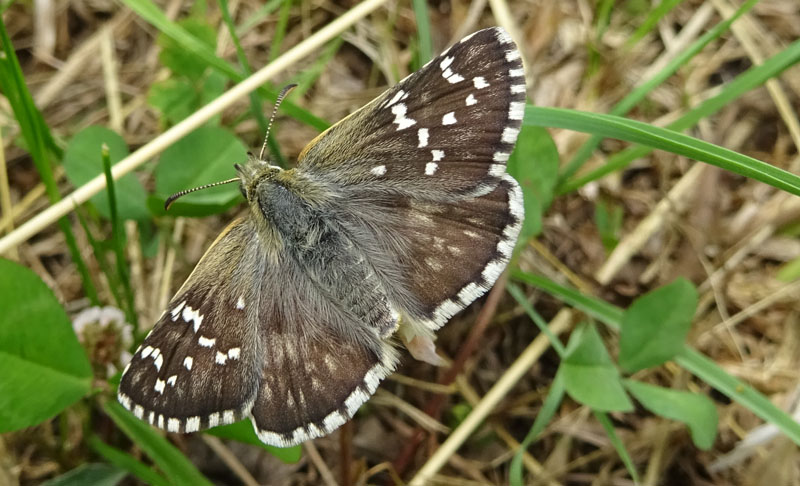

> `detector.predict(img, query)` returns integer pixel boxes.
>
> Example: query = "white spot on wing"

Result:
[506,49,521,62]
[167,375,177,386]
[236,296,245,310]
[140,346,153,359]
[511,84,526,94]
[509,101,525,121]
[425,162,438,175]
[209,412,220,428]
[154,379,165,394]
[216,351,227,365]
[442,112,457,125]
[391,103,416,130]
[417,128,429,148]
[228,347,240,360]
[502,127,520,144]
[431,150,445,162]
[134,405,144,419]
[495,28,513,44]
[370,165,386,176]
[493,152,510,162]
[154,354,163,371]
[168,418,180,433]
[183,356,193,370]
[439,56,454,71]
[170,301,185,320]
[473,77,489,89]
[185,416,201,433]
[489,164,507,177]
[466,94,477,106]
[386,89,405,107]
[223,410,235,424]
[509,68,524,77]
[198,336,215,347]
[458,282,484,304]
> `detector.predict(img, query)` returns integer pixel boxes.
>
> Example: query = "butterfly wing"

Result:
[297,27,525,199]
[118,218,264,432]
[119,217,397,445]
[296,27,525,332]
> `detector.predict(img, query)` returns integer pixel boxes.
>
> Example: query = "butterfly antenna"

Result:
[164,178,240,211]
[258,83,298,160]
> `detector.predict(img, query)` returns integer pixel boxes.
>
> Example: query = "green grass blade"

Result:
[526,106,800,197]
[218,0,285,166]
[626,0,685,47]
[0,18,99,303]
[507,282,566,356]
[101,145,137,327]
[269,0,293,62]
[511,269,800,446]
[560,0,760,182]
[594,410,640,482]
[74,208,124,310]
[509,372,565,486]
[104,401,213,486]
[412,0,433,66]
[559,34,800,194]
[87,436,170,486]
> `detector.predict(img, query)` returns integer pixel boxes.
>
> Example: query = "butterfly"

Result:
[118,26,526,447]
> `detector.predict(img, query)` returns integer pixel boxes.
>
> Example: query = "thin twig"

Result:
[409,310,572,485]
[201,435,260,486]
[304,441,340,486]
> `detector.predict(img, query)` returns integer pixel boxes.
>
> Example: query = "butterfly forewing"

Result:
[298,27,525,198]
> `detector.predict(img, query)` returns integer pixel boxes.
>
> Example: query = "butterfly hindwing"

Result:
[118,219,263,432]
[297,27,525,198]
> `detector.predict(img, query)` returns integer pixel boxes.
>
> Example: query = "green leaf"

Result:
[40,463,126,486]
[147,79,198,125]
[507,126,559,242]
[63,126,149,220]
[0,259,91,432]
[206,420,302,463]
[512,269,800,447]
[154,126,247,216]
[624,379,718,450]
[619,278,697,373]
[158,18,216,80]
[560,323,633,412]
[104,401,212,486]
